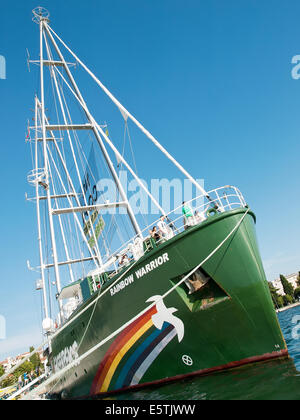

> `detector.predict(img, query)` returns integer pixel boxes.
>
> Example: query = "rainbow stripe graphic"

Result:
[90,305,177,394]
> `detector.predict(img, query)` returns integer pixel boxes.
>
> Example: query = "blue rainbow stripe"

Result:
[114,322,174,390]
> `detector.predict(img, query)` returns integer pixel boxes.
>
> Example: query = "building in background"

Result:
[272,273,298,296]
[0,350,45,373]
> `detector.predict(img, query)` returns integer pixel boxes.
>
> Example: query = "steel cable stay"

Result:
[52,59,148,259]
[43,34,103,271]
[36,90,86,288]
[45,64,77,286]
[52,65,167,218]
[34,100,101,271]
[44,33,141,271]
[46,144,100,269]
[61,108,114,262]
[47,153,75,285]
[45,22,214,202]
[53,79,105,271]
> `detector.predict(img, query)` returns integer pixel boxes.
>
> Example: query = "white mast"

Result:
[34,8,63,318]
[33,95,50,321]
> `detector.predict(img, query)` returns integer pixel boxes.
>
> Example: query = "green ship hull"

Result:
[48,208,287,399]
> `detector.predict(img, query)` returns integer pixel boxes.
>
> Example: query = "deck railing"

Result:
[99,185,247,279]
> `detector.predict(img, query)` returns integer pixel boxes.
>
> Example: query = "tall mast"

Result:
[35,8,63,317]
[33,95,49,321]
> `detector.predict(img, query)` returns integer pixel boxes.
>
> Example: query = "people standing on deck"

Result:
[23,372,29,386]
[157,215,174,240]
[118,253,130,268]
[157,215,168,238]
[18,375,23,390]
[166,216,177,234]
[194,205,210,224]
[182,201,194,229]
[149,226,161,243]
[35,366,40,378]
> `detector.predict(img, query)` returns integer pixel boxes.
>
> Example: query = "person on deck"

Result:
[118,254,130,268]
[157,215,169,238]
[23,372,29,386]
[194,205,210,224]
[166,216,176,233]
[182,201,194,229]
[149,226,161,243]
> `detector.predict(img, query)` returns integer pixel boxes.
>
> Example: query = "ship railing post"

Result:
[215,190,225,212]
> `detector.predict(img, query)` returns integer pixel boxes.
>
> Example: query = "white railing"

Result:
[99,185,247,279]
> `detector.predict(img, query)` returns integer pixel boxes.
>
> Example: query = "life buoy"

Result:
[206,208,218,217]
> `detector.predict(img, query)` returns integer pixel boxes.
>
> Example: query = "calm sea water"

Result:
[109,306,300,400]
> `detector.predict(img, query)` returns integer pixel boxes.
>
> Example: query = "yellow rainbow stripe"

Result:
[100,319,153,392]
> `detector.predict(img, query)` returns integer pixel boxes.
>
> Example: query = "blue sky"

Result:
[1,0,300,359]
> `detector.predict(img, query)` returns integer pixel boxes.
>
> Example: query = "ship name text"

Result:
[109,253,170,297]
[135,253,169,279]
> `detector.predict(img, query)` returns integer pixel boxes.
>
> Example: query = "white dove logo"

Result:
[146,295,185,342]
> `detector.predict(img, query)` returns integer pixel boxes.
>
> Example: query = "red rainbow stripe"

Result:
[90,305,157,394]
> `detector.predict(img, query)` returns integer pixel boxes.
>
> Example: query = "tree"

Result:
[280,275,295,301]
[268,282,287,308]
[297,272,300,287]
[268,282,281,308]
[29,346,42,370]
[294,287,300,301]
[277,295,284,308]
[283,294,294,306]
[0,365,4,378]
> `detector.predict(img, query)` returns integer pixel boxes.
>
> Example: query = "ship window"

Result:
[170,267,229,312]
